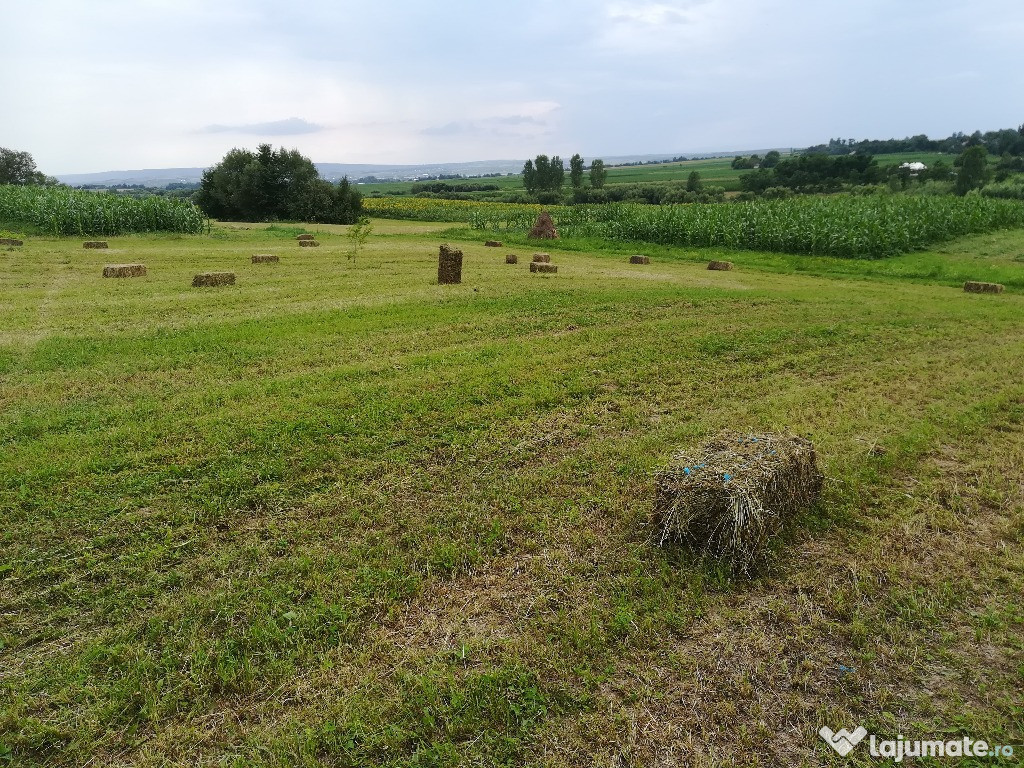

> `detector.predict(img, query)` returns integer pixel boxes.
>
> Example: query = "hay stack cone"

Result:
[528,211,559,239]
[653,431,822,576]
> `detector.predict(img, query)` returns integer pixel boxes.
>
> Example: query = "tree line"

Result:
[804,125,1024,158]
[522,154,607,195]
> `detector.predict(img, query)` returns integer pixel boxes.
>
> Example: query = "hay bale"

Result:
[529,262,558,274]
[252,254,280,263]
[528,211,559,239]
[653,431,822,576]
[630,255,650,264]
[485,240,503,247]
[192,272,236,287]
[505,254,518,264]
[531,253,551,263]
[437,243,463,284]
[83,241,108,249]
[296,234,315,241]
[299,240,320,248]
[963,281,1004,294]
[102,264,146,278]
[0,238,23,246]
[707,260,733,271]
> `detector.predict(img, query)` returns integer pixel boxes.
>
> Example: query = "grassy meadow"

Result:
[1,219,1023,766]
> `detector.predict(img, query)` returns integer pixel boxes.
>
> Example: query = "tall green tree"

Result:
[686,170,703,192]
[522,159,537,193]
[589,158,607,189]
[569,153,584,189]
[195,144,361,223]
[954,145,990,195]
[548,155,565,191]
[534,155,551,191]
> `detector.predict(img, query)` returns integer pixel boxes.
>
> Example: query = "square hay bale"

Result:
[528,211,559,239]
[485,240,503,247]
[530,262,558,274]
[963,281,1004,294]
[653,431,822,576]
[505,254,518,264]
[531,253,551,263]
[83,241,109,249]
[299,240,320,247]
[192,272,236,288]
[252,253,280,263]
[296,234,315,240]
[0,238,23,246]
[437,243,463,284]
[630,254,650,264]
[102,264,146,278]
[707,260,733,271]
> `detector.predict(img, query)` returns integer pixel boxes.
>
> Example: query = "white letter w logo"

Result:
[819,726,868,756]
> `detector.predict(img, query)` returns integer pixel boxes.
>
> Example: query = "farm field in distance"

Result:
[1,219,1023,766]
[355,151,961,196]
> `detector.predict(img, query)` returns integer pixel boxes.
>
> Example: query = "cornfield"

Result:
[355,195,1024,259]
[0,185,206,236]
[566,196,1024,258]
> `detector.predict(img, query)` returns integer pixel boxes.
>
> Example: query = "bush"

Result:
[195,144,361,223]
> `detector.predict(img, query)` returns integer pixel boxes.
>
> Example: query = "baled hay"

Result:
[437,243,463,284]
[102,264,146,278]
[296,234,315,240]
[531,253,551,263]
[252,253,279,263]
[630,255,650,264]
[530,262,558,274]
[485,240,503,247]
[192,271,236,287]
[0,238,23,246]
[528,211,559,239]
[963,281,1004,294]
[707,260,733,271]
[505,254,518,264]
[83,241,109,249]
[653,431,822,576]
[299,240,320,247]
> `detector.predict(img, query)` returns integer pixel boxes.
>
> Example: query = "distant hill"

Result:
[55,152,765,188]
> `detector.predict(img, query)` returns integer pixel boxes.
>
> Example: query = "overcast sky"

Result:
[2,0,1022,174]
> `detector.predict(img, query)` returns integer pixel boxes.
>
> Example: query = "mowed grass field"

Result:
[1,220,1023,766]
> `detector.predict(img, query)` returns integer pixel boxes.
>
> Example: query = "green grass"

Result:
[1,220,1022,766]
